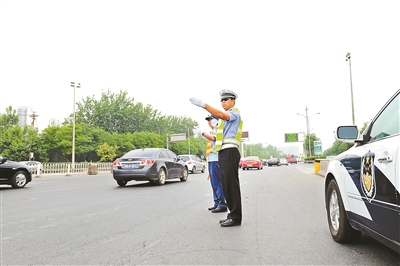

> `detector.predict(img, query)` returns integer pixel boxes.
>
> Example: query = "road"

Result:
[1,163,399,265]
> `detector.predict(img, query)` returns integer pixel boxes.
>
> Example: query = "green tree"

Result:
[0,106,19,131]
[110,132,137,157]
[0,125,43,161]
[241,143,283,159]
[0,90,204,162]
[303,133,319,157]
[40,125,70,162]
[131,132,165,149]
[72,89,199,135]
[73,89,163,134]
[97,143,118,162]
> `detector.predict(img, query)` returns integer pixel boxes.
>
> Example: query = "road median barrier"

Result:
[88,164,98,175]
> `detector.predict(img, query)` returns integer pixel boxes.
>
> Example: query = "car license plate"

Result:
[248,164,252,167]
[123,163,139,169]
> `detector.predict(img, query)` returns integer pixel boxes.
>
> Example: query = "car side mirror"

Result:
[336,125,359,143]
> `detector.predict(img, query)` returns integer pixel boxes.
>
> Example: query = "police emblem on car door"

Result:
[361,150,376,202]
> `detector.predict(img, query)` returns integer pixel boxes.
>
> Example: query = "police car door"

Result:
[351,91,399,245]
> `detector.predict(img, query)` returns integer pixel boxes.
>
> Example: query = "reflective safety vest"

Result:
[215,108,243,151]
[205,128,217,157]
[205,140,212,157]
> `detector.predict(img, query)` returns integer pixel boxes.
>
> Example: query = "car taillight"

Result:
[140,159,155,166]
[113,161,121,167]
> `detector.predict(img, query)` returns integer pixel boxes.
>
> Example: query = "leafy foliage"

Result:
[0,98,202,162]
[303,133,319,157]
[74,89,168,134]
[0,124,44,161]
[242,143,282,159]
[97,143,118,162]
[0,106,19,131]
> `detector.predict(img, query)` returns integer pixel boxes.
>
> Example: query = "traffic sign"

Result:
[284,133,299,143]
[314,141,322,154]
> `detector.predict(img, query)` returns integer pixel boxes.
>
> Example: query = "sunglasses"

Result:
[221,98,231,102]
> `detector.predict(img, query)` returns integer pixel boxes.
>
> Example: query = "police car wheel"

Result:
[326,179,361,243]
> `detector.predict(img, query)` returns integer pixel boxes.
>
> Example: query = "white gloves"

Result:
[192,127,204,136]
[211,119,218,128]
[189,97,206,108]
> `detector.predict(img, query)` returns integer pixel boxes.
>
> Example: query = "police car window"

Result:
[369,92,400,141]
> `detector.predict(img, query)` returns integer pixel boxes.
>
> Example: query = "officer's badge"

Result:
[360,150,376,202]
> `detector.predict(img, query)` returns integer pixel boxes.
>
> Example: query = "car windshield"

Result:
[123,149,158,158]
[245,156,259,160]
[179,155,191,162]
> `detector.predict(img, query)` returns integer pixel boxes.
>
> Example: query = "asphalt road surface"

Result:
[1,163,399,265]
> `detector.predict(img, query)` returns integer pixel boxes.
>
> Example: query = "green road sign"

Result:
[285,133,298,143]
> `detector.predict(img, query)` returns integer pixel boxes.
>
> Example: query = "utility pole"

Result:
[297,107,320,157]
[29,111,39,129]
[346,53,356,125]
[71,82,80,171]
[187,127,190,155]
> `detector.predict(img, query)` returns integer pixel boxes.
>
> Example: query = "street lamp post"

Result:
[186,127,191,155]
[297,106,320,157]
[346,53,355,125]
[297,131,306,157]
[70,82,80,170]
[179,125,191,154]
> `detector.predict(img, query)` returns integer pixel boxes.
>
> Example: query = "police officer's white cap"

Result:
[219,89,238,100]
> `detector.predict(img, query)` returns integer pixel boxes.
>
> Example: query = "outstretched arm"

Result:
[189,97,230,121]
[202,131,216,141]
[204,104,230,121]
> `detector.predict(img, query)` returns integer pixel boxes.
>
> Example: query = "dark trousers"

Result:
[218,147,242,222]
[208,161,227,209]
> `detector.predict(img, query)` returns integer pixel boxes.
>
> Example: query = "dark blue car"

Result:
[112,148,188,187]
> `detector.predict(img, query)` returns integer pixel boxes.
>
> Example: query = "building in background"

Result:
[17,106,38,129]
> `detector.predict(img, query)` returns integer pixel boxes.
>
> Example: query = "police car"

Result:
[324,89,399,254]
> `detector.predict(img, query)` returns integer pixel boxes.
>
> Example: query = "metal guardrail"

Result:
[30,162,113,176]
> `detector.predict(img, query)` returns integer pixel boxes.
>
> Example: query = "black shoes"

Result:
[212,208,227,213]
[211,207,241,226]
[220,218,241,227]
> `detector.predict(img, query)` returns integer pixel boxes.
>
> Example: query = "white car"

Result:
[279,158,288,166]
[324,89,399,254]
[178,154,206,174]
